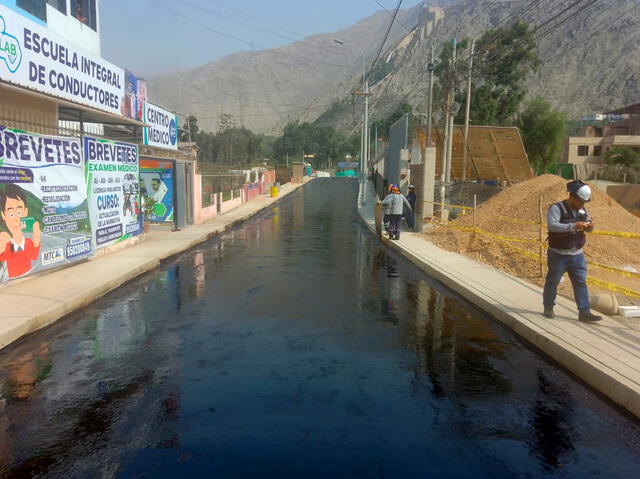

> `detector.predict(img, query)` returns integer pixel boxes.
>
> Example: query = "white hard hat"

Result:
[576,184,592,202]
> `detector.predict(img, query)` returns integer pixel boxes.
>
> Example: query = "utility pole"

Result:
[440,107,448,219]
[426,44,435,147]
[364,80,369,191]
[462,39,475,183]
[445,38,457,186]
[374,126,378,157]
[440,38,457,220]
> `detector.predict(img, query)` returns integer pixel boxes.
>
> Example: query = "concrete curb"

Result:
[357,202,640,419]
[0,180,309,351]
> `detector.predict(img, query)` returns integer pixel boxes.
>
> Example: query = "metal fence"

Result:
[0,115,144,144]
[201,173,246,208]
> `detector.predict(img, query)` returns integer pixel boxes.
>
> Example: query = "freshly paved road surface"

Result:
[0,179,639,478]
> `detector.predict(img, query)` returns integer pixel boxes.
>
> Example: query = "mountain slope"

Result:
[147,3,425,134]
[318,0,640,129]
[149,0,640,135]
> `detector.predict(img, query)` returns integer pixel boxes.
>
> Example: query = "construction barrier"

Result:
[433,221,640,299]
[591,230,640,240]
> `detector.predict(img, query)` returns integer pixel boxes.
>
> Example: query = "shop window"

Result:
[593,145,602,156]
[47,0,67,14]
[70,0,97,30]
[577,145,589,156]
[17,0,47,21]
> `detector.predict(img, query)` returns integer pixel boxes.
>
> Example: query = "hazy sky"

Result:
[100,0,413,78]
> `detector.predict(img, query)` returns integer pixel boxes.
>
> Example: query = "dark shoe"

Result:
[543,309,554,319]
[578,311,603,322]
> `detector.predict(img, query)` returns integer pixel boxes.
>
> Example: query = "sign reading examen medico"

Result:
[0,5,125,116]
[143,102,178,151]
[85,137,142,249]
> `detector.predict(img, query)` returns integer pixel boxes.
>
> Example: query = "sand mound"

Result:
[429,175,640,303]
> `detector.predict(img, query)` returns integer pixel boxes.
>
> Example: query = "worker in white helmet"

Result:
[543,180,602,322]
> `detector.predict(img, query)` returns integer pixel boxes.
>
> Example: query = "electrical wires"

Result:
[367,0,403,80]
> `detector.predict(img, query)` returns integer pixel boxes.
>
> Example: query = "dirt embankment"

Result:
[427,175,640,305]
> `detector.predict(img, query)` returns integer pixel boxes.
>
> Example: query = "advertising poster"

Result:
[0,5,125,116]
[85,137,142,248]
[140,159,173,223]
[0,124,92,282]
[122,71,147,121]
[143,102,178,150]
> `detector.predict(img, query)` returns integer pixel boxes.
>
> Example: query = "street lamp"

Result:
[334,39,369,204]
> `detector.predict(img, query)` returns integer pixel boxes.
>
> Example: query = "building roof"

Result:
[606,103,640,115]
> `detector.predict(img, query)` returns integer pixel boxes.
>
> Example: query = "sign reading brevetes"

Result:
[143,102,179,151]
[0,124,93,282]
[0,5,125,116]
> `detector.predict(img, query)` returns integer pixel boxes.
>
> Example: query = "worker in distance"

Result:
[543,180,602,322]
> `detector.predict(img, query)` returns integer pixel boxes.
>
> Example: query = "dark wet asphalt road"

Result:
[1,178,639,478]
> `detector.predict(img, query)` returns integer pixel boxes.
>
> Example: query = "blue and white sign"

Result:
[143,102,179,151]
[0,5,126,116]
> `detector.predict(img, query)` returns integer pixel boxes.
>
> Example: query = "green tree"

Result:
[519,98,567,170]
[605,147,640,167]
[472,21,539,125]
[272,122,359,169]
[444,21,539,126]
[180,115,199,142]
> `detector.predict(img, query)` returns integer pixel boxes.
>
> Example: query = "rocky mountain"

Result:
[147,2,427,135]
[149,0,640,135]
[315,0,640,130]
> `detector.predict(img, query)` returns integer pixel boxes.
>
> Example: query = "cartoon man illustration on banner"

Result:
[0,184,41,279]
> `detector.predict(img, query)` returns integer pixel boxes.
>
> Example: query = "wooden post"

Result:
[375,202,383,239]
[473,194,477,230]
[539,195,544,278]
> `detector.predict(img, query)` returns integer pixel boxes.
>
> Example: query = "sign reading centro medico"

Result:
[85,137,142,248]
[143,102,178,150]
[0,5,125,116]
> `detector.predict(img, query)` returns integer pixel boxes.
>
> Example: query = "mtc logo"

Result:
[0,15,22,73]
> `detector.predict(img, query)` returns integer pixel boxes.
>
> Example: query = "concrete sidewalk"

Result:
[359,182,640,419]
[0,180,310,351]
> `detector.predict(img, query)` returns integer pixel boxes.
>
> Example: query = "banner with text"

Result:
[0,5,126,116]
[0,124,92,282]
[143,102,178,150]
[85,137,142,248]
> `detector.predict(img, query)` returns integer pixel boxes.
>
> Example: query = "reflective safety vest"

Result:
[547,201,588,250]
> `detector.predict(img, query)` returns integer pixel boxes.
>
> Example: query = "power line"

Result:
[474,0,547,55]
[535,0,589,31]
[535,0,602,39]
[544,0,640,63]
[200,0,361,59]
[367,0,403,79]
[373,0,414,34]
[154,1,354,71]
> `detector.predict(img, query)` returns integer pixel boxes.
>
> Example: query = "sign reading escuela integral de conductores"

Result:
[85,137,142,248]
[0,124,92,282]
[0,5,125,116]
[143,102,178,151]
